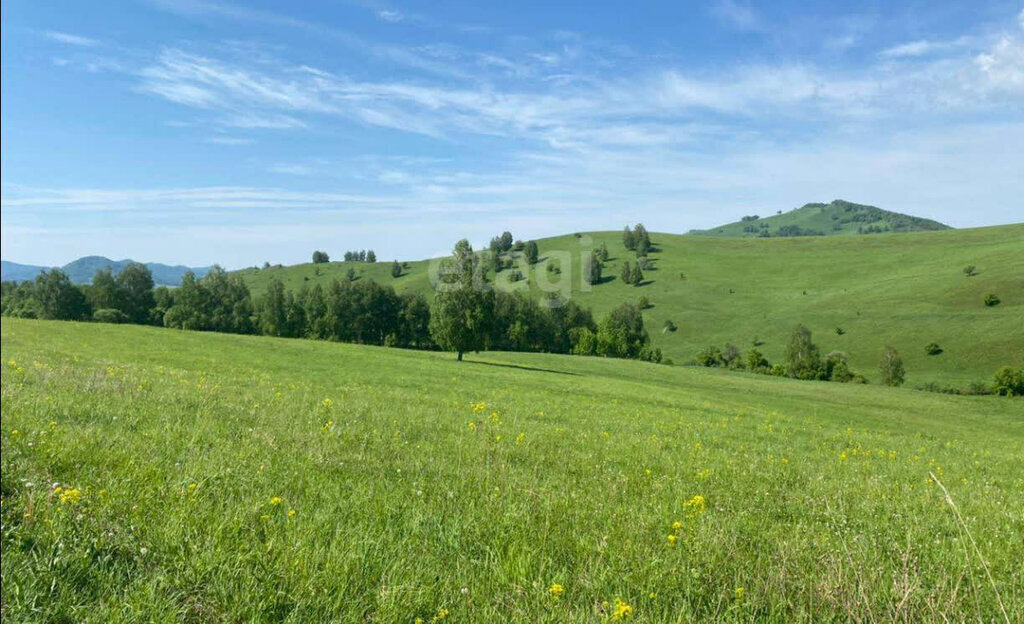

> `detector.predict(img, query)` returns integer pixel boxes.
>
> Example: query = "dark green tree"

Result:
[34,270,89,321]
[116,263,155,324]
[312,250,330,264]
[620,261,633,285]
[391,260,402,278]
[367,250,377,263]
[524,240,539,265]
[88,268,122,312]
[596,302,648,358]
[622,226,636,250]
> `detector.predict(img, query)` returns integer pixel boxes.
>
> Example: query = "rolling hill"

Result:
[236,224,1024,387]
[687,199,952,238]
[0,256,211,286]
[2,318,1021,622]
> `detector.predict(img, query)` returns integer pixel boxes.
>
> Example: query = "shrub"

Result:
[93,308,129,324]
[835,327,845,336]
[696,346,723,367]
[637,296,650,310]
[984,294,1000,307]
[785,325,821,380]
[963,265,977,277]
[924,342,942,355]
[745,348,769,372]
[769,364,788,377]
[662,319,677,333]
[992,366,1024,397]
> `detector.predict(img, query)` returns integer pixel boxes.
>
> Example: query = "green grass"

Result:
[2,318,1022,622]
[238,224,1024,386]
[687,199,951,237]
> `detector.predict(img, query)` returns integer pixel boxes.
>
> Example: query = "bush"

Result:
[637,296,650,309]
[93,308,129,324]
[696,346,723,367]
[992,366,1024,397]
[984,294,1001,307]
[721,343,741,367]
[745,348,769,372]
[963,265,977,277]
[924,342,942,355]
[662,319,677,333]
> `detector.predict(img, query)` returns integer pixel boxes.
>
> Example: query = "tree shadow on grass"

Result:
[464,360,580,376]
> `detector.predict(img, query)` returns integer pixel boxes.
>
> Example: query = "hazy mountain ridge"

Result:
[1,257,211,286]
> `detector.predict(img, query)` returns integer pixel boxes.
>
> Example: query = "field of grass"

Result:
[2,318,1022,622]
[238,224,1024,386]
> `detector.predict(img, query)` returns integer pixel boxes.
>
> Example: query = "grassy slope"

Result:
[2,319,1022,622]
[687,200,951,237]
[239,224,1024,386]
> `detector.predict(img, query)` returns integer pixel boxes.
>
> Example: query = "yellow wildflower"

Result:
[611,597,633,620]
[321,398,333,409]
[59,487,83,505]
[467,421,476,432]
[671,520,683,532]
[288,508,297,519]
[667,534,678,545]
[548,583,565,597]
[735,587,745,600]
[684,494,707,515]
[515,432,525,444]
[269,496,283,506]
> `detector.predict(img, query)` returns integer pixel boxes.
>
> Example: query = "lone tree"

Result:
[963,265,977,277]
[312,250,330,264]
[429,240,494,361]
[583,252,602,285]
[622,226,636,250]
[631,264,644,286]
[878,346,906,387]
[524,240,539,265]
[391,260,402,278]
[620,261,633,285]
[366,250,377,263]
[785,324,821,380]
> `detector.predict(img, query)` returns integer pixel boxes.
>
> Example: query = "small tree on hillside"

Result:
[963,265,977,277]
[620,261,633,285]
[391,260,402,278]
[366,250,377,263]
[631,264,644,286]
[597,242,609,262]
[312,250,330,264]
[878,346,906,387]
[583,252,602,285]
[622,226,636,250]
[524,240,539,265]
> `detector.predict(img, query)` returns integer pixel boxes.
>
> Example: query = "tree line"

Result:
[1,243,658,363]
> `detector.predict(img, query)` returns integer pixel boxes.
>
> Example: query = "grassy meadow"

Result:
[237,224,1024,386]
[2,318,1022,622]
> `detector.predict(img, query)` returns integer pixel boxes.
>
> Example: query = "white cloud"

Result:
[711,0,764,33]
[268,163,314,176]
[378,10,403,23]
[43,31,100,47]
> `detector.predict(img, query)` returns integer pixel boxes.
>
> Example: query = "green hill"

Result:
[2,318,1021,622]
[687,200,952,238]
[237,224,1024,387]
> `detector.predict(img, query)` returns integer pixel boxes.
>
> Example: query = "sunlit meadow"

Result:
[2,318,1022,622]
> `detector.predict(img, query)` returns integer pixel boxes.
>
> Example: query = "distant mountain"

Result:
[688,199,952,238]
[1,257,211,286]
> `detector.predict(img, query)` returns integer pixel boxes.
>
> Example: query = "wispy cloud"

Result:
[377,9,403,23]
[43,30,101,47]
[711,0,764,33]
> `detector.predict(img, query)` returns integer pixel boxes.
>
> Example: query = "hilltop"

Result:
[687,200,952,238]
[0,256,210,286]
[236,224,1024,386]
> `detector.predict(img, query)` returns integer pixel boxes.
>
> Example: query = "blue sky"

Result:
[2,0,1022,268]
